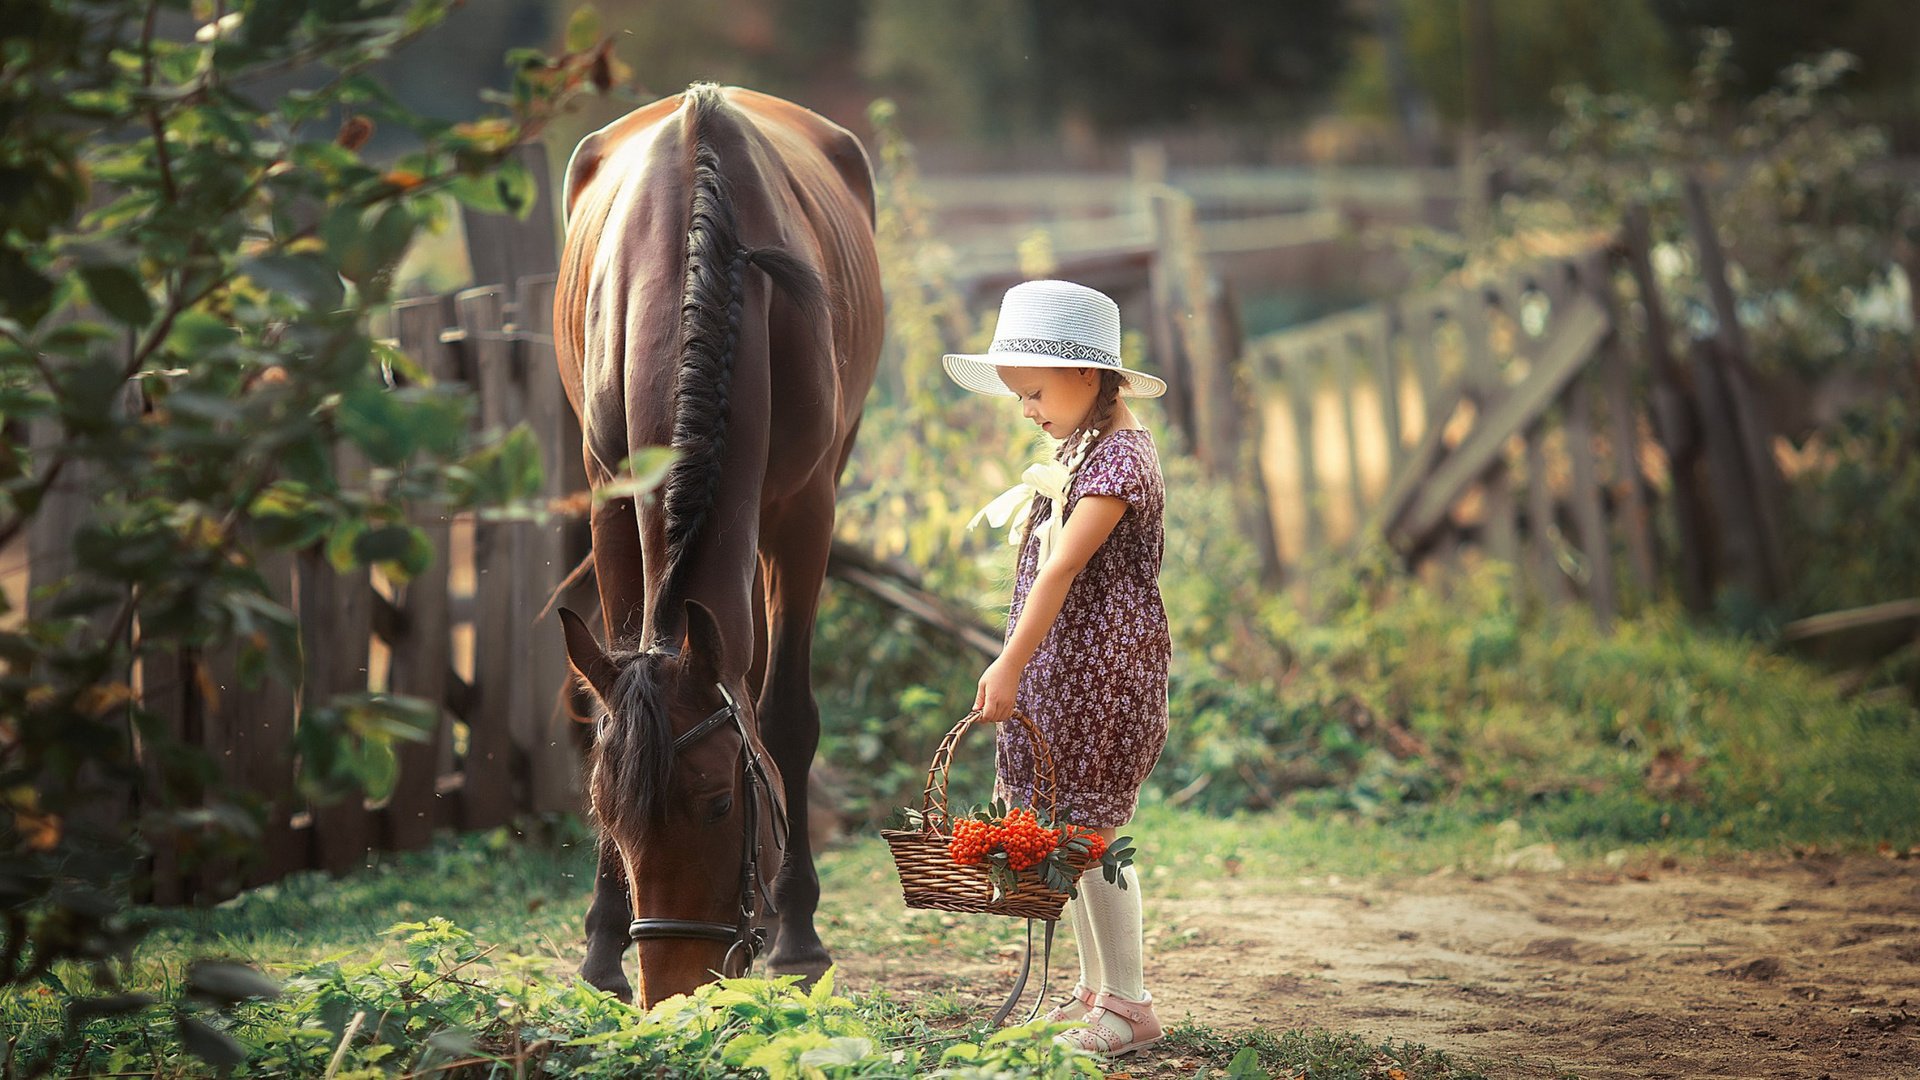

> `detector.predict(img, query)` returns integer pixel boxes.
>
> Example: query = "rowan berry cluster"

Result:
[947,806,1107,871]
[1063,825,1108,861]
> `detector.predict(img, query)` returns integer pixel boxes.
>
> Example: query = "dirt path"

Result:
[829,853,1920,1079]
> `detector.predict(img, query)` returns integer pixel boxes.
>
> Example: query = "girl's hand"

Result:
[972,660,1021,724]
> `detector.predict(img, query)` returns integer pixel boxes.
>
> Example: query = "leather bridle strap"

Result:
[627,919,740,944]
[627,682,777,976]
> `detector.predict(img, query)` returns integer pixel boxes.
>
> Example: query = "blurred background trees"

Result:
[381,0,1920,165]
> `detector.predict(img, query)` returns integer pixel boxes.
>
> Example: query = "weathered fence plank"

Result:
[298,441,375,877]
[221,549,300,888]
[1454,293,1519,566]
[515,273,580,814]
[1620,206,1712,614]
[1521,424,1568,606]
[1335,336,1367,528]
[1683,174,1789,605]
[1392,294,1608,550]
[1282,344,1324,561]
[1564,373,1616,631]
[1371,307,1405,475]
[1580,252,1658,603]
[1148,183,1283,582]
[457,286,519,830]
[386,295,457,851]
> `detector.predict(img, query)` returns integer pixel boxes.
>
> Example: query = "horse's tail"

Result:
[660,85,826,600]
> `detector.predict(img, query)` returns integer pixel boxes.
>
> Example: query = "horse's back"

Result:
[556,88,881,492]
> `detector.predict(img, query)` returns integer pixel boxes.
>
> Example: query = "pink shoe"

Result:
[1054,990,1163,1057]
[1039,983,1097,1024]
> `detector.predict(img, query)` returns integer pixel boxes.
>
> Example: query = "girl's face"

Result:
[995,366,1099,438]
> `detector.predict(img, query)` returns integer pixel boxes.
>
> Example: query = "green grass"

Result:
[13,580,1917,1078]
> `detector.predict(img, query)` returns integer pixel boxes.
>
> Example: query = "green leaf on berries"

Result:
[987,862,1016,903]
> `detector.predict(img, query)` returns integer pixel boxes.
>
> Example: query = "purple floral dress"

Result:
[995,428,1171,827]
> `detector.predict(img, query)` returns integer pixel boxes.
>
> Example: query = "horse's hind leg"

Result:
[757,481,837,982]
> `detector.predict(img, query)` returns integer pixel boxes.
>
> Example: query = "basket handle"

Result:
[919,708,1059,834]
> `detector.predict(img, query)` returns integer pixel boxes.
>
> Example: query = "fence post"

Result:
[190,539,298,903]
[1620,205,1712,614]
[385,295,458,851]
[1146,184,1284,583]
[1144,187,1197,455]
[1682,174,1789,606]
[1580,251,1659,604]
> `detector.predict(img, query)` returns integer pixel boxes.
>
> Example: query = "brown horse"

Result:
[550,84,883,1006]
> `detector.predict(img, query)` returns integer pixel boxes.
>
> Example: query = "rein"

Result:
[626,648,785,977]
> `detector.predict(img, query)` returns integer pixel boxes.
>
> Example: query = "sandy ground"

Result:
[829,852,1920,1079]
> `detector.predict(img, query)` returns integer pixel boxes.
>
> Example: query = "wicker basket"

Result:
[880,709,1096,922]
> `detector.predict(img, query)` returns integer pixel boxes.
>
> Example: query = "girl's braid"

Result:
[1019,370,1124,549]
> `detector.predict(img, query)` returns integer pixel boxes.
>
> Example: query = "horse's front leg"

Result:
[757,489,836,982]
[579,836,634,1001]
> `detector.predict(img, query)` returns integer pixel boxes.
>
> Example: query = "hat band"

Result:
[989,336,1121,366]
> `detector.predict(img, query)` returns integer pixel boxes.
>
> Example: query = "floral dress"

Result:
[995,428,1171,827]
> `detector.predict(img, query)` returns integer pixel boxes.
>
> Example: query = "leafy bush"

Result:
[0,0,618,1068]
[7,917,1100,1078]
[820,91,1920,849]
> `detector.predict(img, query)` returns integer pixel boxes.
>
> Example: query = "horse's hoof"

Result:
[767,944,832,986]
[580,961,633,1003]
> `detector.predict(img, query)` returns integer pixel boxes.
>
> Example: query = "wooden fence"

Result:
[940,150,1438,319]
[1236,177,1798,628]
[16,144,589,904]
[120,269,591,905]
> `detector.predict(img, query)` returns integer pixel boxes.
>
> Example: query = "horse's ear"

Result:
[559,607,617,709]
[682,599,726,682]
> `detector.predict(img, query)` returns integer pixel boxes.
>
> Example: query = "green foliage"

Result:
[1782,399,1920,623]
[822,92,1920,853]
[4,916,1102,1078]
[0,0,623,1068]
[1342,0,1679,127]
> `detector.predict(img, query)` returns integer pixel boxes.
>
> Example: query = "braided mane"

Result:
[656,84,824,608]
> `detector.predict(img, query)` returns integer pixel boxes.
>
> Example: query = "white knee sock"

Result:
[1081,864,1144,1001]
[1068,892,1102,994]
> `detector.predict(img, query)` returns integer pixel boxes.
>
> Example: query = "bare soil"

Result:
[831,852,1920,1079]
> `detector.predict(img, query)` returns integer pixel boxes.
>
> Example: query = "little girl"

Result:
[943,279,1171,1057]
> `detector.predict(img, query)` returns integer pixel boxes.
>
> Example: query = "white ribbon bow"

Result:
[968,460,1071,568]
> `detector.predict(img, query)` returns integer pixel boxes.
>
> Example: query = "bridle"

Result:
[625,649,785,977]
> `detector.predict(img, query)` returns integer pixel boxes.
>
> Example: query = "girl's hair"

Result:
[1019,368,1124,548]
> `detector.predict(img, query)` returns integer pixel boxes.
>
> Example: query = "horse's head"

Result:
[559,600,786,1005]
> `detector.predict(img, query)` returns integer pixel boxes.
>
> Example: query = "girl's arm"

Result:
[973,494,1128,723]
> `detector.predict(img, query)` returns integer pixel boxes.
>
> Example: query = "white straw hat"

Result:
[943,279,1167,399]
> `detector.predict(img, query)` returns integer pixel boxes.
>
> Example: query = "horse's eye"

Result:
[705,794,734,823]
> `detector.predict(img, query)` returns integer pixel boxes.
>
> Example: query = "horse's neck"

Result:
[635,537,758,676]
